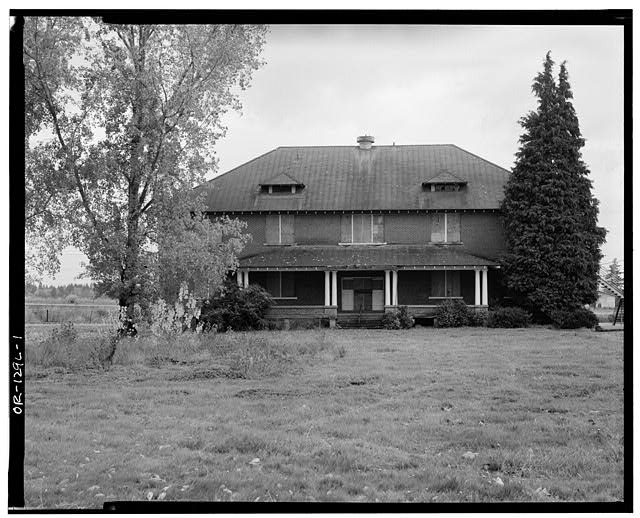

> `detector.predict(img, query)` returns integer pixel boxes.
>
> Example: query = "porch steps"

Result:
[337,313,385,329]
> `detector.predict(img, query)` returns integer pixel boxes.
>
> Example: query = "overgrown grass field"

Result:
[24,326,624,507]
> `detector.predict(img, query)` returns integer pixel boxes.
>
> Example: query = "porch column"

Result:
[482,268,488,305]
[392,270,398,306]
[324,271,331,306]
[237,270,243,288]
[475,269,481,306]
[331,271,338,307]
[384,270,391,306]
[243,270,250,289]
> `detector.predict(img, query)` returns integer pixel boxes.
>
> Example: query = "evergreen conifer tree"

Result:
[501,52,606,318]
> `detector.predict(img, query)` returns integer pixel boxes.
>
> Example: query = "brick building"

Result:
[198,136,509,325]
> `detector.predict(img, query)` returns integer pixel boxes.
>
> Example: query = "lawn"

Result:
[23,326,624,508]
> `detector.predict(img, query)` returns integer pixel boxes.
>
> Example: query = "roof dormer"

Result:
[422,171,467,192]
[259,173,305,194]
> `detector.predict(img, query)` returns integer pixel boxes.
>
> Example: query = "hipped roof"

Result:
[198,144,510,212]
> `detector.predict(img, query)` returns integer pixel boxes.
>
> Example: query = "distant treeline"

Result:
[26,283,99,300]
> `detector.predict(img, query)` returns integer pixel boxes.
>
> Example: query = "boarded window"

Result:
[265,272,295,297]
[265,215,295,244]
[343,214,384,243]
[341,215,352,243]
[353,214,369,243]
[281,272,295,297]
[431,213,445,242]
[431,271,461,297]
[265,215,280,244]
[372,215,384,242]
[447,213,460,243]
[280,215,295,244]
[265,272,280,295]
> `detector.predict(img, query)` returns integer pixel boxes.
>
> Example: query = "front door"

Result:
[354,290,372,312]
[342,276,384,312]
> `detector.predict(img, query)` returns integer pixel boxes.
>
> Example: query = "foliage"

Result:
[468,311,488,327]
[148,283,204,336]
[109,329,332,378]
[24,18,268,326]
[486,307,532,328]
[382,306,414,329]
[434,299,475,327]
[549,307,599,329]
[155,208,250,304]
[501,52,606,317]
[605,258,623,289]
[199,280,273,332]
[29,322,116,370]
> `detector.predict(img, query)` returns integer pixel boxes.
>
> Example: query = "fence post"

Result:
[46,309,48,323]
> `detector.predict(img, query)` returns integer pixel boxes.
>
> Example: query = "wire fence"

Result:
[24,303,120,324]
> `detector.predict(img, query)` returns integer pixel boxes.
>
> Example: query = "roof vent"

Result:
[357,135,375,150]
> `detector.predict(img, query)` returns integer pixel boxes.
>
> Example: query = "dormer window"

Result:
[259,173,304,195]
[422,171,467,192]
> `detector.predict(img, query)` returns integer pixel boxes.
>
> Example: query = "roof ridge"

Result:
[275,143,456,149]
[204,147,280,184]
[449,144,511,175]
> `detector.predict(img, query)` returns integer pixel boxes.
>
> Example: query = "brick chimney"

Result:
[357,135,375,150]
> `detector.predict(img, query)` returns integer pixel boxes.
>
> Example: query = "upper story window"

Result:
[340,214,384,244]
[259,174,304,195]
[422,171,467,192]
[265,214,295,244]
[431,213,460,243]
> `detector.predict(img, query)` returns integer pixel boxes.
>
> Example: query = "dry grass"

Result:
[24,326,624,508]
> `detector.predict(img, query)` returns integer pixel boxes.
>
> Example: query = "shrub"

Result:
[200,281,273,332]
[398,306,415,328]
[435,299,473,327]
[486,307,531,328]
[148,283,203,336]
[468,311,487,327]
[382,311,401,330]
[382,306,414,329]
[550,307,599,329]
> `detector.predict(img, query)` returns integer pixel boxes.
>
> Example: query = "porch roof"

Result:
[238,245,498,270]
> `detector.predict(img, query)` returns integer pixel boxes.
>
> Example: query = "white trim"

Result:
[482,269,488,305]
[444,213,448,243]
[338,242,387,246]
[331,271,338,306]
[324,271,331,306]
[351,215,354,243]
[370,214,374,243]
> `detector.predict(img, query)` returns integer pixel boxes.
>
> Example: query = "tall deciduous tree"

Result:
[24,18,267,327]
[501,52,606,318]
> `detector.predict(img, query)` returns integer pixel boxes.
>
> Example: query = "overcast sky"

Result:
[44,23,625,285]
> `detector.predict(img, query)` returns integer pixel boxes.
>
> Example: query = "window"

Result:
[431,271,461,298]
[340,214,384,244]
[431,213,460,243]
[265,214,295,244]
[261,185,297,194]
[265,272,295,298]
[432,184,461,192]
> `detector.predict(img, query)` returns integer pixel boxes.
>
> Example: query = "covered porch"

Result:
[234,245,499,326]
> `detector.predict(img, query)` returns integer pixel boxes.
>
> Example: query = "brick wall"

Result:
[460,213,505,259]
[385,213,431,244]
[295,214,341,245]
[220,211,505,258]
